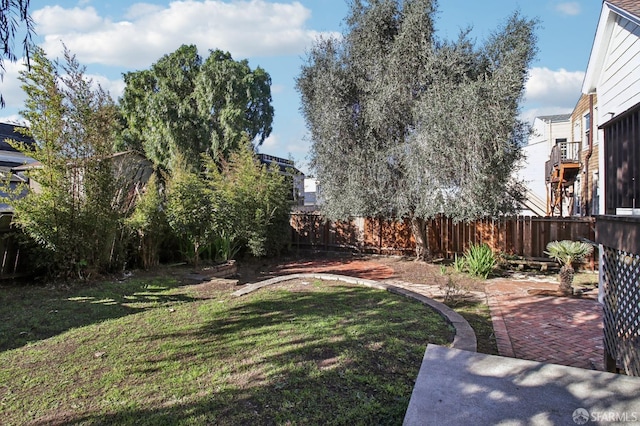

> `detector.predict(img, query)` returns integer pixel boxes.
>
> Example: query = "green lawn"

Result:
[0,276,454,425]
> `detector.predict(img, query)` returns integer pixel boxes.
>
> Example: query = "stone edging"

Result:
[232,273,477,352]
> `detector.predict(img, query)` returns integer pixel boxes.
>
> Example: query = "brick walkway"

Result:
[271,258,605,371]
[486,280,604,370]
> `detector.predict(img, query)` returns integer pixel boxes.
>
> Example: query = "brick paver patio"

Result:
[272,258,605,371]
[485,280,604,370]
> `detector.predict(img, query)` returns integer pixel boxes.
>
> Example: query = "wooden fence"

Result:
[290,214,596,260]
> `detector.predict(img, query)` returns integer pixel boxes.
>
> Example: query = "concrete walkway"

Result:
[404,345,640,426]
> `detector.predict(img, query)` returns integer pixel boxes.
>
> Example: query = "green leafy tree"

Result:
[297,0,537,260]
[119,45,274,171]
[1,0,33,107]
[165,163,214,267]
[3,45,122,278]
[125,172,168,269]
[205,139,291,258]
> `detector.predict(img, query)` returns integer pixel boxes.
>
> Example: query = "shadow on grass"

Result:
[447,299,499,355]
[23,285,454,425]
[0,277,196,352]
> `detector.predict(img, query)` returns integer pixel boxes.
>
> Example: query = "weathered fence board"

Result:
[290,214,596,260]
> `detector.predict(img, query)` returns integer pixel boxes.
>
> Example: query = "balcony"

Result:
[545,141,581,215]
[545,141,581,184]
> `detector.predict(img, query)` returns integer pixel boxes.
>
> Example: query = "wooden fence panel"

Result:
[290,214,596,260]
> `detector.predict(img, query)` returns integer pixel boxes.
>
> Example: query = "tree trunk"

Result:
[410,216,432,262]
[558,265,574,296]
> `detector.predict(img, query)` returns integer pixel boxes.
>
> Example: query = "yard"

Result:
[0,254,601,424]
[0,262,456,425]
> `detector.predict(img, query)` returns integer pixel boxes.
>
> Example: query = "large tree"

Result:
[297,0,537,260]
[1,0,33,107]
[119,45,274,171]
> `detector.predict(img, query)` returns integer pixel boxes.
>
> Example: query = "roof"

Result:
[0,123,35,152]
[258,153,303,176]
[607,0,640,19]
[537,114,571,122]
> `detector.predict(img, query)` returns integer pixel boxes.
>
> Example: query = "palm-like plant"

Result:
[545,240,593,295]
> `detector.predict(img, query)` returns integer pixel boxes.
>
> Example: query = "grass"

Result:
[0,276,454,425]
[448,300,499,355]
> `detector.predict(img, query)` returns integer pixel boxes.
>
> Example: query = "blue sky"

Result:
[0,0,602,174]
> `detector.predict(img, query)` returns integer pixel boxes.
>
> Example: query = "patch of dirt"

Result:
[374,256,488,291]
[185,279,239,299]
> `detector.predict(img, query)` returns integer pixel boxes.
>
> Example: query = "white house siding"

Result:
[598,15,640,120]
[584,3,640,215]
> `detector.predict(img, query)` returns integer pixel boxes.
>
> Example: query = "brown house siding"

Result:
[571,93,599,216]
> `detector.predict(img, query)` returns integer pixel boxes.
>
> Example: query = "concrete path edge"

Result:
[231,273,477,352]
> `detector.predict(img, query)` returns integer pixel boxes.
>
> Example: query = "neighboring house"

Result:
[539,114,580,216]
[0,123,36,277]
[582,0,640,376]
[303,177,322,209]
[10,150,155,214]
[257,153,305,205]
[517,114,571,216]
[571,93,600,216]
[0,123,36,213]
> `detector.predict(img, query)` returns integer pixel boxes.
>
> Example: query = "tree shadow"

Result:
[404,345,640,425]
[24,285,454,425]
[0,277,197,352]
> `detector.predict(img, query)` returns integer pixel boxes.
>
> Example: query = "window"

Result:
[556,138,568,160]
[584,113,592,151]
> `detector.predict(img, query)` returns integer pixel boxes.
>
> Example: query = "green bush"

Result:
[463,243,496,279]
[204,140,292,258]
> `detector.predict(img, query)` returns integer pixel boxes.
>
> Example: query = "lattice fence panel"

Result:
[602,247,640,376]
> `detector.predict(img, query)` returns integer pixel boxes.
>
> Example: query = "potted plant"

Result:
[545,240,593,296]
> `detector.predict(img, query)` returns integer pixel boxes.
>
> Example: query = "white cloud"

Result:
[524,67,584,108]
[270,84,285,95]
[286,139,310,155]
[34,1,339,69]
[34,6,106,34]
[261,133,279,149]
[0,59,29,110]
[124,3,164,20]
[87,74,126,101]
[555,2,581,16]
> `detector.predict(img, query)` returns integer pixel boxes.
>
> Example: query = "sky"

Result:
[0,0,603,174]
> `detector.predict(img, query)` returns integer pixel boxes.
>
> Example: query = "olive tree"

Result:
[297,0,537,260]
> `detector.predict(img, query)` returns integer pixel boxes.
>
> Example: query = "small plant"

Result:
[452,254,466,273]
[212,231,241,261]
[545,240,593,296]
[463,243,496,279]
[439,275,468,305]
[439,264,447,275]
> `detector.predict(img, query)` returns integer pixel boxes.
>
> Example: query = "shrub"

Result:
[545,240,593,295]
[204,140,291,258]
[464,243,496,279]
